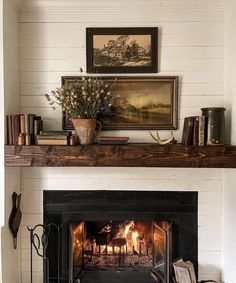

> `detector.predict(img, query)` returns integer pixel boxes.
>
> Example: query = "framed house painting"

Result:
[62,76,178,130]
[86,27,158,73]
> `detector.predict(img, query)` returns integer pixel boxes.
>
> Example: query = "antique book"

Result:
[198,116,206,146]
[39,130,71,136]
[173,259,197,283]
[20,114,25,134]
[29,114,35,135]
[34,116,43,136]
[193,117,199,146]
[185,261,197,283]
[36,139,68,145]
[98,136,129,144]
[12,114,20,145]
[36,135,68,140]
[6,115,13,145]
[182,117,194,145]
[24,114,30,134]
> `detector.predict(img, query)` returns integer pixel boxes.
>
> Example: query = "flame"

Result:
[124,221,134,238]
[132,231,139,253]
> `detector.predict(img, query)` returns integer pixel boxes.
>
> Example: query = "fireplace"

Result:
[43,191,198,283]
[70,220,172,282]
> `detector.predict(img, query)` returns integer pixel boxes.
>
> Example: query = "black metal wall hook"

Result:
[27,223,63,283]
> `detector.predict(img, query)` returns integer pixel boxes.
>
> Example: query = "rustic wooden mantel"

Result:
[4,144,236,168]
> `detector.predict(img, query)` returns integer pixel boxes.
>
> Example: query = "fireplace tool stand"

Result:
[27,223,62,283]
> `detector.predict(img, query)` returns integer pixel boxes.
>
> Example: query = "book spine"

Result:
[6,115,13,145]
[193,117,199,146]
[29,114,35,135]
[39,131,70,136]
[182,117,194,145]
[34,117,43,136]
[36,139,68,145]
[29,114,36,144]
[198,116,206,146]
[36,135,68,140]
[20,114,25,134]
[12,114,20,145]
[24,114,30,134]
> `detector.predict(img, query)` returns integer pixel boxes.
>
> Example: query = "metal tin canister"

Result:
[201,107,225,145]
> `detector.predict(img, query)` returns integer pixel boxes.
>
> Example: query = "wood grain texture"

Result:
[5,144,236,168]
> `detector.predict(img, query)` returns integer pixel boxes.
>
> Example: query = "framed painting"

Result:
[62,76,178,130]
[86,27,158,73]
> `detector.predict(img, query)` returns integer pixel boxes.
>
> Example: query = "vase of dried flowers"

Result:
[44,69,113,144]
[72,119,102,145]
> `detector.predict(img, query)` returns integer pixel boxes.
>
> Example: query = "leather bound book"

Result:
[20,114,25,134]
[6,115,13,145]
[29,114,35,135]
[198,116,206,146]
[34,116,43,136]
[182,117,194,145]
[24,114,30,134]
[12,114,20,145]
[193,116,199,146]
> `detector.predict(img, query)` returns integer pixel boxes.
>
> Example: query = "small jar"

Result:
[201,107,225,145]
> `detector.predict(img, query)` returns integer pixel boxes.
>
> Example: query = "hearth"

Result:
[43,191,198,283]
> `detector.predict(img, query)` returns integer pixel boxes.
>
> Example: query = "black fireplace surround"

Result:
[44,190,198,283]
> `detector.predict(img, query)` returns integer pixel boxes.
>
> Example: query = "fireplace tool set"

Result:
[27,223,62,283]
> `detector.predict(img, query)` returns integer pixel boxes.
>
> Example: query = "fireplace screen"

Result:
[70,220,172,282]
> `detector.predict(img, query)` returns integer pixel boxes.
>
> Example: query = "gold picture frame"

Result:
[62,76,178,130]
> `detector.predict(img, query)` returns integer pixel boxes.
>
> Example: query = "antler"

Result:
[149,130,176,145]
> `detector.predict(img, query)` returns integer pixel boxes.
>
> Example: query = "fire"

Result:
[124,221,134,238]
[131,231,139,253]
[73,221,149,257]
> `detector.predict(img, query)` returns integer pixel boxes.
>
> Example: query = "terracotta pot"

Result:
[72,119,102,145]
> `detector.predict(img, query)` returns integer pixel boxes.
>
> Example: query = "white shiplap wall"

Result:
[19,1,224,282]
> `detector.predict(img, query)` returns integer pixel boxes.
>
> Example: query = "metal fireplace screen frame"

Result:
[69,220,172,283]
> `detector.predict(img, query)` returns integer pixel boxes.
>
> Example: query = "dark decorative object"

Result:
[9,192,22,249]
[201,107,226,145]
[27,223,62,283]
[86,27,158,73]
[62,76,178,130]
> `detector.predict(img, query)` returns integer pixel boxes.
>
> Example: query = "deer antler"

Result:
[149,130,176,145]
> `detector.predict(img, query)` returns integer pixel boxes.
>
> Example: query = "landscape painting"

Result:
[62,77,178,130]
[86,28,158,73]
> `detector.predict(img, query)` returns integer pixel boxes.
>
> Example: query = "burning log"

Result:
[111,238,127,247]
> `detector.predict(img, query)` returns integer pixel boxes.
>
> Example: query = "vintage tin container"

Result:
[201,107,225,145]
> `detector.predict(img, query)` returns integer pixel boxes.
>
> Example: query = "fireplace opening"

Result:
[70,220,172,282]
[43,191,198,283]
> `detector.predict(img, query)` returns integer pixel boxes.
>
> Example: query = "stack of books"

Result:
[6,114,43,145]
[182,116,206,146]
[36,131,72,145]
[98,136,129,144]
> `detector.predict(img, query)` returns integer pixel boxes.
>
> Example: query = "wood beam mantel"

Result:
[4,144,236,168]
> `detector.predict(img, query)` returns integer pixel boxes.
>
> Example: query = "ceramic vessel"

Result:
[201,107,226,145]
[72,119,102,145]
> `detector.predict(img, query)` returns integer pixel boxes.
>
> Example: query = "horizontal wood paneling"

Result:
[20,10,224,23]
[20,58,224,72]
[19,1,224,281]
[20,22,224,36]
[20,47,224,60]
[21,0,223,11]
